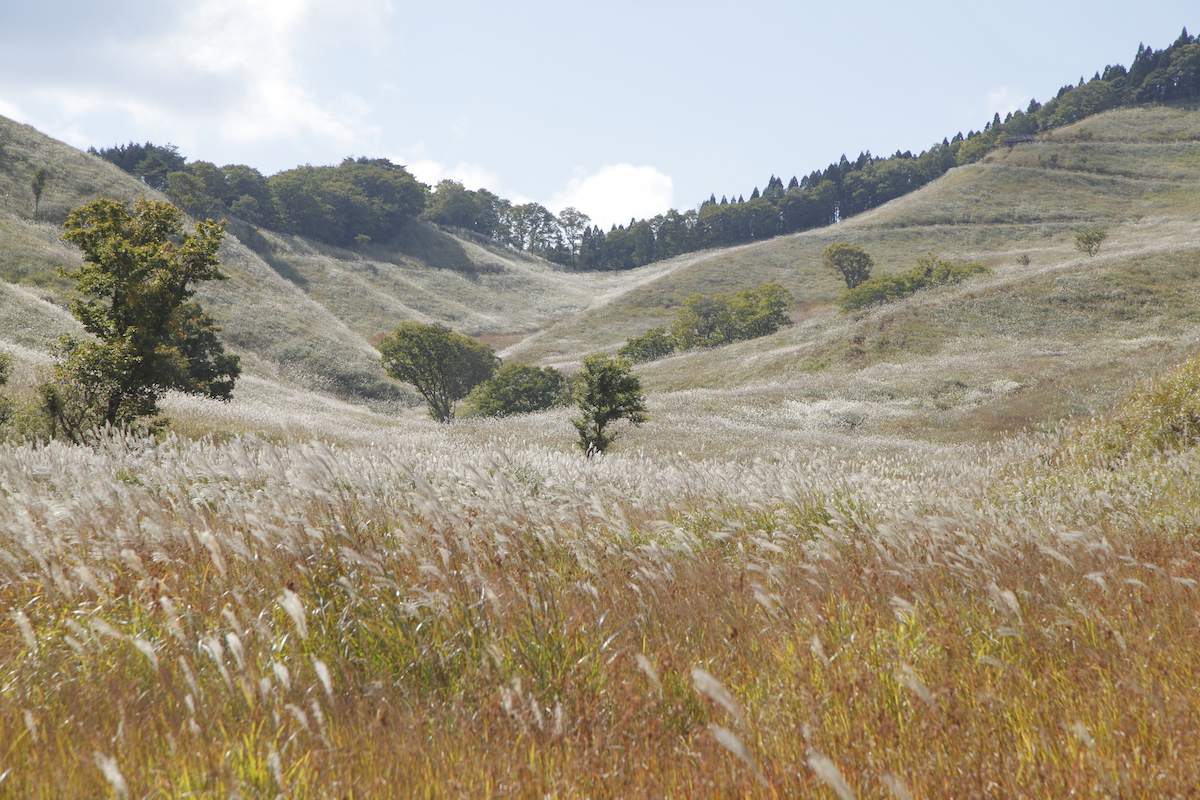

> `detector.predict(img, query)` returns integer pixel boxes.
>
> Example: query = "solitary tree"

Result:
[379,322,498,422]
[31,168,48,220]
[571,354,647,456]
[462,363,568,418]
[41,199,240,441]
[1074,226,1108,257]
[822,242,874,288]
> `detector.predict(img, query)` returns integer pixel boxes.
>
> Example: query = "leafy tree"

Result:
[672,293,736,349]
[90,142,186,190]
[557,207,592,257]
[1075,226,1108,257]
[30,168,48,219]
[40,199,240,440]
[378,322,498,423]
[571,354,647,456]
[462,363,568,417]
[727,283,793,339]
[619,327,677,363]
[270,158,427,246]
[823,242,874,288]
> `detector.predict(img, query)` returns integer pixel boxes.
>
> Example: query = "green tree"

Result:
[41,199,240,441]
[571,354,647,456]
[619,327,677,363]
[379,322,498,423]
[822,242,874,288]
[462,363,568,417]
[31,168,48,220]
[672,293,735,349]
[727,283,793,339]
[1074,226,1108,257]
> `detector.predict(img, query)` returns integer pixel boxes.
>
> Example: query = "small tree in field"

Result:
[462,362,568,417]
[1075,226,1107,257]
[379,322,498,423]
[572,354,647,456]
[31,168,48,220]
[823,242,873,289]
[41,199,240,441]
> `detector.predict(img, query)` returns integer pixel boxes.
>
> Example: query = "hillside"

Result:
[490,104,1200,445]
[11,79,1200,800]
[0,115,680,406]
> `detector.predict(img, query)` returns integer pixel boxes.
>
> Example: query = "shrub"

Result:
[727,282,792,339]
[1075,226,1108,257]
[379,322,498,423]
[462,363,568,418]
[619,327,676,363]
[822,243,873,289]
[672,294,735,349]
[572,354,647,456]
[839,255,991,311]
[670,283,794,351]
[1076,353,1200,463]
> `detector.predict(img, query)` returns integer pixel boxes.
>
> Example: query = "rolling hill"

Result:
[0,114,684,408]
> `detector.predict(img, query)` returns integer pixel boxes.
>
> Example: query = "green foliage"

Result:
[618,327,677,363]
[823,243,874,289]
[1075,226,1108,257]
[1077,353,1200,463]
[90,141,186,190]
[645,283,794,355]
[672,294,735,349]
[379,322,498,423]
[269,158,427,247]
[571,354,647,456]
[40,199,240,441]
[422,180,505,238]
[839,255,991,311]
[462,363,568,418]
[30,168,48,219]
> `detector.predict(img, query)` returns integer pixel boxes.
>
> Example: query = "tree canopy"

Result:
[823,243,874,289]
[571,354,647,456]
[378,322,499,423]
[462,363,568,418]
[41,199,240,440]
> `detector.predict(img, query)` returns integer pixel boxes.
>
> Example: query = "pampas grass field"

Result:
[5,100,1200,797]
[4,361,1200,796]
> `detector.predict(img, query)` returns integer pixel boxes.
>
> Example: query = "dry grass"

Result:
[3,380,1200,796]
[6,102,1200,798]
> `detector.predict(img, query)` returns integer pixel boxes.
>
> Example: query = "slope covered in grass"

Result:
[0,115,680,406]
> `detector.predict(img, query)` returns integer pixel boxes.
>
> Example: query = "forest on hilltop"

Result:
[94,29,1200,271]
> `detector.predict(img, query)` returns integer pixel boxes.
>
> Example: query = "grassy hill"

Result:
[8,101,1200,796]
[0,114,679,406]
[492,104,1200,446]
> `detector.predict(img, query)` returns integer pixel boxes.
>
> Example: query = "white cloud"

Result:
[158,0,365,145]
[404,158,503,194]
[0,0,391,163]
[550,164,674,229]
[987,86,1026,117]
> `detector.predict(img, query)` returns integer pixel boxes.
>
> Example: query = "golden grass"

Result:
[3,365,1200,796]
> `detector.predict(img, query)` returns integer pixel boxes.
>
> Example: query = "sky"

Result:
[0,1,1194,228]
